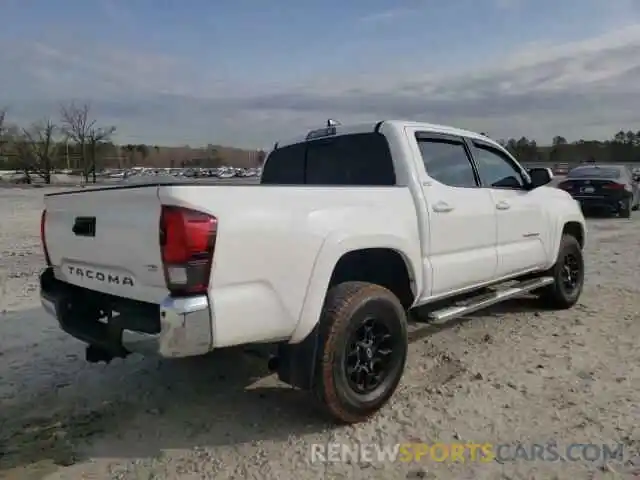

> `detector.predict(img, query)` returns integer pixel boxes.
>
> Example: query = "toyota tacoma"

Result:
[39,120,587,423]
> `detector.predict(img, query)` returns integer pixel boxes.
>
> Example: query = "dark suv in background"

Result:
[558,164,639,218]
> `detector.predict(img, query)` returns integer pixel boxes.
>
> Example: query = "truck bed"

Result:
[43,182,420,346]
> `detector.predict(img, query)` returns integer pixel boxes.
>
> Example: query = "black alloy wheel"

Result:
[344,316,396,395]
[313,281,408,424]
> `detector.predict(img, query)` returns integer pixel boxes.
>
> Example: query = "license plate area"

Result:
[73,216,97,237]
[581,187,595,193]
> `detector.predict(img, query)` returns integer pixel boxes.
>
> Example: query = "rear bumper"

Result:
[572,195,629,210]
[122,295,212,357]
[40,267,213,358]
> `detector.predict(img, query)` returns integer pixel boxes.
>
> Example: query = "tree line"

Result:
[0,103,118,183]
[2,104,639,184]
[0,104,267,183]
[484,131,640,165]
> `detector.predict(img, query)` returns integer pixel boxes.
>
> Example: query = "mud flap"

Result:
[276,324,320,390]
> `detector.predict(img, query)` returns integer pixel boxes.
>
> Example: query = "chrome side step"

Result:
[427,276,554,323]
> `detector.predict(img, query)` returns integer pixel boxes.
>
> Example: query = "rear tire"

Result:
[537,234,584,309]
[313,281,408,424]
[620,198,631,218]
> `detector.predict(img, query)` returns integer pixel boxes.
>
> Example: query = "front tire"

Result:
[538,234,584,309]
[313,281,408,424]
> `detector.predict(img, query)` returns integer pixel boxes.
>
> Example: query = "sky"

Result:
[1,0,640,149]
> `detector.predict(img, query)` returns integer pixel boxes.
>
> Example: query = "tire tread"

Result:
[314,281,406,424]
[538,234,583,309]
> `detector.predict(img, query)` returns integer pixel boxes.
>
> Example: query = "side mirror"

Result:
[493,176,523,188]
[528,167,553,188]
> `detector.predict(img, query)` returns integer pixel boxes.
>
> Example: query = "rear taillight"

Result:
[41,209,51,266]
[602,182,626,190]
[558,181,573,190]
[159,205,217,296]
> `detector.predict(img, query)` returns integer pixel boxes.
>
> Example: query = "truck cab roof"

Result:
[274,120,497,150]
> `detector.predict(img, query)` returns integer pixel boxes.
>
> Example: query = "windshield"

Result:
[567,167,621,179]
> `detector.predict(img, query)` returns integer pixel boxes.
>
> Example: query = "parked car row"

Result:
[180,166,262,178]
[101,166,262,180]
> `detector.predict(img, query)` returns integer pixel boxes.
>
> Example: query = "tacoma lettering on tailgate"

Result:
[67,266,134,286]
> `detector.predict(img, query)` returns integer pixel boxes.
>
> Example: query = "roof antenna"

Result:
[326,119,341,127]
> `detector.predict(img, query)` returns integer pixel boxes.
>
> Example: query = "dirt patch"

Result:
[0,407,120,472]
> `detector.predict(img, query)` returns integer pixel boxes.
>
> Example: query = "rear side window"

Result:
[305,133,396,185]
[416,138,478,188]
[260,143,306,184]
[260,132,396,186]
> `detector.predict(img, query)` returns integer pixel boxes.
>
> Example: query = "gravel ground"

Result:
[0,186,639,479]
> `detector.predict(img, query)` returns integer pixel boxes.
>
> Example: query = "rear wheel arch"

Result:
[290,243,419,344]
[277,246,418,391]
[327,248,416,310]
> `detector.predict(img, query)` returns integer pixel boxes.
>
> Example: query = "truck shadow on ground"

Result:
[0,294,560,472]
[580,208,626,219]
[408,296,545,343]
[0,308,330,472]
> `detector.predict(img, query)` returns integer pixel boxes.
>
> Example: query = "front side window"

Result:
[473,145,525,189]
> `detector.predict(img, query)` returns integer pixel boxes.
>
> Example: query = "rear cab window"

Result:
[567,167,621,179]
[260,132,396,186]
[259,142,305,184]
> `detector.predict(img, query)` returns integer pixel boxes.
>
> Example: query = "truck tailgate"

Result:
[44,186,168,304]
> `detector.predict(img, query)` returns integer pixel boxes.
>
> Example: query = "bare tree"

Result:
[121,144,137,168]
[0,108,5,137]
[60,102,94,182]
[88,125,116,183]
[0,107,7,158]
[136,144,149,163]
[21,119,58,184]
[0,109,33,180]
[11,133,37,182]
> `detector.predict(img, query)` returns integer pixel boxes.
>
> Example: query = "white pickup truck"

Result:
[40,120,587,424]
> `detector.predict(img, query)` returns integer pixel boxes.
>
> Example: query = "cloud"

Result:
[2,23,640,148]
[357,7,418,26]
[493,0,524,9]
[100,0,133,24]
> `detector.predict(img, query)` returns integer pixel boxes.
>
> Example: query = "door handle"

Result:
[496,201,511,210]
[433,201,454,213]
